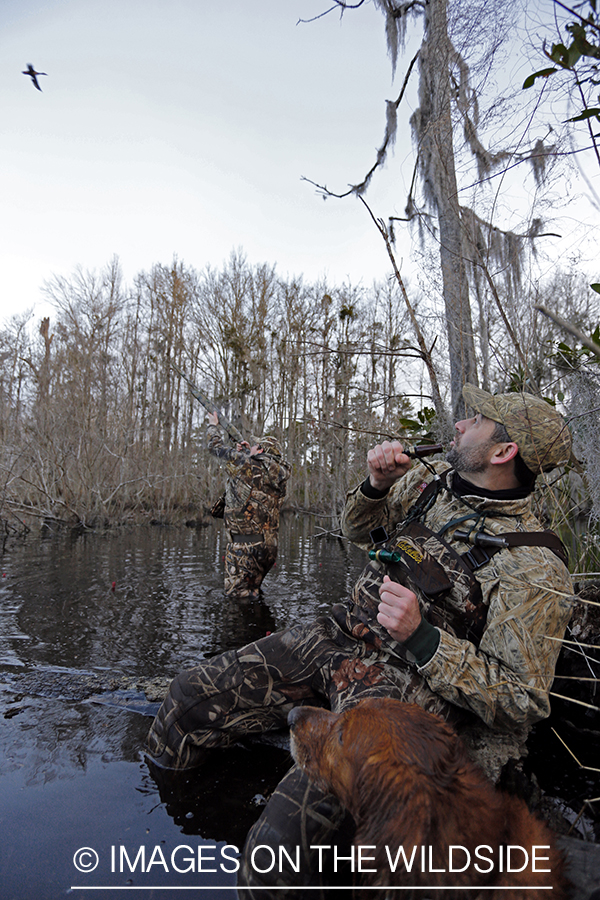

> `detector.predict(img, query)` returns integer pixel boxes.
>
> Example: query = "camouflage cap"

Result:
[258,436,283,458]
[462,383,572,475]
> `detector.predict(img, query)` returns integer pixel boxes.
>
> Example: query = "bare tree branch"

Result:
[300,49,420,199]
[534,303,600,359]
[553,0,600,34]
[357,194,448,428]
[297,0,367,25]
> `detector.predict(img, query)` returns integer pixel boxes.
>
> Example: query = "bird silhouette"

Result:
[22,64,48,91]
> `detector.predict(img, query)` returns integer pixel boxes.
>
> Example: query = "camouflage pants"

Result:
[224,539,277,597]
[146,605,461,898]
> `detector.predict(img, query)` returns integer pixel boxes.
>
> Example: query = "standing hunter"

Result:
[206,411,291,599]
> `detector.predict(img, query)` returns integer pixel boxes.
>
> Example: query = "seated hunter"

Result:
[206,410,291,599]
[147,384,574,896]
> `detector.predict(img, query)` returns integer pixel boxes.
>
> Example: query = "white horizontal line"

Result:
[70,887,553,892]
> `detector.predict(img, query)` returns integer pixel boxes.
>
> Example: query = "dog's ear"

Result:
[414,727,471,788]
[375,700,471,787]
[345,701,471,815]
[341,710,414,812]
[352,750,429,848]
[349,734,472,850]
[316,715,360,805]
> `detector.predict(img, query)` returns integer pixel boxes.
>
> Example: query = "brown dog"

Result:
[288,698,567,898]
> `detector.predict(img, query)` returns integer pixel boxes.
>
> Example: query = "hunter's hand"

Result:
[367,440,412,491]
[377,575,421,643]
[207,411,219,427]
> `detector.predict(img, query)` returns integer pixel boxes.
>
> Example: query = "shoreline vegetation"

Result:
[1,255,599,561]
[0,254,421,536]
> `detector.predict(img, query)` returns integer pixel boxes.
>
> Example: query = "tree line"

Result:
[0,250,597,536]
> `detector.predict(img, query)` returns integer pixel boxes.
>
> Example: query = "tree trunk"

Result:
[418,0,478,419]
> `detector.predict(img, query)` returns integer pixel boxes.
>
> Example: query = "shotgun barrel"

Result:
[170,362,245,445]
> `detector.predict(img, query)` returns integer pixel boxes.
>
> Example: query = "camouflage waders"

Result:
[146,613,463,896]
[224,538,278,598]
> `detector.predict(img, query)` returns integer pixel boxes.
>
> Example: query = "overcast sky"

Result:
[1,0,415,321]
[1,0,598,325]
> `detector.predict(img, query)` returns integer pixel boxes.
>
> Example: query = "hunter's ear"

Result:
[490,442,518,466]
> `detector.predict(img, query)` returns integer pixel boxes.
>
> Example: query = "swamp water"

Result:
[0,517,598,899]
[0,517,364,899]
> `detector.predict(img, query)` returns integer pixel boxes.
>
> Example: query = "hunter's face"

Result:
[446,414,499,475]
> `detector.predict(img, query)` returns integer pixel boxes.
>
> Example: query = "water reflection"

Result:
[0,516,365,899]
[4,517,364,677]
[146,744,292,846]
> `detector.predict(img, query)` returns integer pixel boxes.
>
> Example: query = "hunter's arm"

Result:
[418,546,573,730]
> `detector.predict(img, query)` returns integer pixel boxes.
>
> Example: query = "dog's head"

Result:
[288,698,473,824]
[288,700,567,895]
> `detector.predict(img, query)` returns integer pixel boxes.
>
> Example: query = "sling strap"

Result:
[457,528,568,571]
[402,469,569,570]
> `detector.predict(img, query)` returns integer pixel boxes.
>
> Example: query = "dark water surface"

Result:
[1,518,599,900]
[0,517,365,900]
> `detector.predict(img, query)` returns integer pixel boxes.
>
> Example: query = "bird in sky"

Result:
[22,64,48,91]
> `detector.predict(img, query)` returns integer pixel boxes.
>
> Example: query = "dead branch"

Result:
[297,0,368,26]
[534,303,600,359]
[357,195,448,427]
[311,526,346,539]
[552,728,600,773]
[300,50,420,199]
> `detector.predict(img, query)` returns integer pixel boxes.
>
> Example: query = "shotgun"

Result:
[170,362,245,445]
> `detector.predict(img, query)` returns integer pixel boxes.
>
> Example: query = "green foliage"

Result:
[522,67,558,89]
[540,9,600,74]
[566,106,600,122]
[397,405,437,444]
[552,322,600,370]
[524,0,600,138]
[504,364,556,397]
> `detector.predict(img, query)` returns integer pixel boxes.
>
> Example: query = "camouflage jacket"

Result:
[207,425,291,544]
[341,461,574,732]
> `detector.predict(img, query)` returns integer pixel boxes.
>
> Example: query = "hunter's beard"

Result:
[445,440,494,475]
